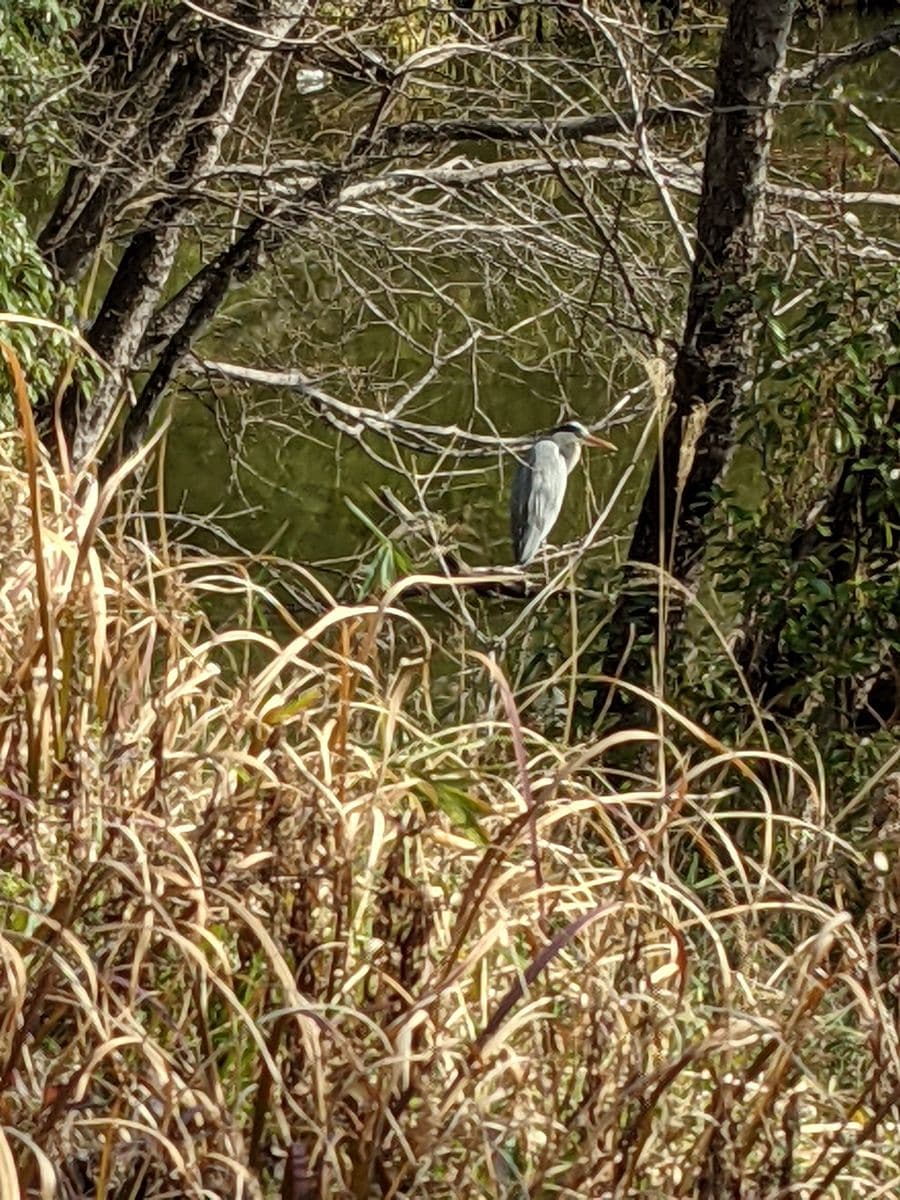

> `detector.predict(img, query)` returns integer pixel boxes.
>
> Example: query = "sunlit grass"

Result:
[1,342,899,1198]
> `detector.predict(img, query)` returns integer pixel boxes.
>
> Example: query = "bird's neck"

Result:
[563,443,582,473]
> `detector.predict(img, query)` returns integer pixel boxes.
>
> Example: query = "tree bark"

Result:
[61,5,300,465]
[107,172,347,473]
[582,0,796,726]
[105,215,269,472]
[38,9,206,283]
[628,0,796,592]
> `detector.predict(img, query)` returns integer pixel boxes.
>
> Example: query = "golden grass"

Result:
[1,346,900,1198]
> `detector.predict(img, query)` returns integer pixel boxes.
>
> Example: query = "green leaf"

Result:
[809,578,832,600]
[345,496,391,546]
[414,781,490,844]
[261,688,321,726]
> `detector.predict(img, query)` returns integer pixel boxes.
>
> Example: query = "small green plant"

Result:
[346,495,415,598]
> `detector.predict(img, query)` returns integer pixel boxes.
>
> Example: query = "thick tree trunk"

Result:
[628,0,796,592]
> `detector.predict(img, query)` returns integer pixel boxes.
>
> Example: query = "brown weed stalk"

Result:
[1,350,899,1197]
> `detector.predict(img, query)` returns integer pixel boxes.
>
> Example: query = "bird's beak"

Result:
[585,435,616,451]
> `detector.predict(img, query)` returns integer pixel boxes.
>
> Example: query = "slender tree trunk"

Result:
[61,6,300,466]
[105,215,269,472]
[629,0,796,595]
[38,9,205,283]
[107,171,347,473]
[584,0,796,725]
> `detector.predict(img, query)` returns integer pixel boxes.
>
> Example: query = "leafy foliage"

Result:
[715,267,899,789]
[0,0,79,155]
[0,1,79,421]
[0,195,75,422]
[346,496,415,598]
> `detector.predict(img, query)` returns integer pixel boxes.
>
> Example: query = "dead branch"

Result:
[784,22,900,91]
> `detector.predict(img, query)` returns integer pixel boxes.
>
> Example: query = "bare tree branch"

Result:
[177,354,645,455]
[374,24,900,152]
[64,4,302,463]
[373,103,707,149]
[784,22,900,91]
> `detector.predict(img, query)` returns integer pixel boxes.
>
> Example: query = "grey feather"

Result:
[510,439,568,564]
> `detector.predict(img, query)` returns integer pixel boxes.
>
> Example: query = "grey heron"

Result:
[510,421,615,566]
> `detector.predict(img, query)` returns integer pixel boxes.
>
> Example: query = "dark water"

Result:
[159,12,898,607]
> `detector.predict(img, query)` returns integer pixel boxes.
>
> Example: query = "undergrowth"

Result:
[2,342,900,1198]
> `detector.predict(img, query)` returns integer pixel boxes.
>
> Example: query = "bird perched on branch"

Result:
[510,421,615,566]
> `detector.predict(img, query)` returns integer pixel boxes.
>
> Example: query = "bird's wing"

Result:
[510,439,568,564]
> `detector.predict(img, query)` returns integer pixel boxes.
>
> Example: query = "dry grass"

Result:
[2,347,900,1198]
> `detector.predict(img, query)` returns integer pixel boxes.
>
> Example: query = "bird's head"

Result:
[552,421,616,452]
